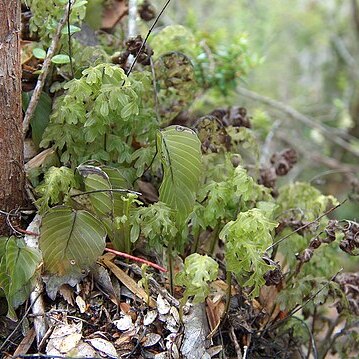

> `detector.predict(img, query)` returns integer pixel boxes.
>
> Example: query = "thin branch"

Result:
[70,188,141,198]
[104,247,167,272]
[236,87,359,157]
[352,0,359,41]
[229,326,243,359]
[23,2,72,136]
[290,316,318,359]
[263,269,342,335]
[266,199,346,252]
[126,0,172,77]
[0,293,41,351]
[276,131,359,179]
[67,0,74,78]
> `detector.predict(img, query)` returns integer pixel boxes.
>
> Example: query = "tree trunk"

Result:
[0,0,24,235]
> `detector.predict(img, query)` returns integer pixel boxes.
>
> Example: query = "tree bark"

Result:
[0,0,24,235]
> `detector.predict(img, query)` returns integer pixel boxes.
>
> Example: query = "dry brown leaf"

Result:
[100,255,156,308]
[24,148,55,171]
[206,297,225,333]
[58,284,74,306]
[12,328,36,356]
[102,0,128,29]
[258,285,282,327]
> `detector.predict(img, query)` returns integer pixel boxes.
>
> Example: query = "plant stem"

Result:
[124,199,131,254]
[191,231,200,254]
[224,270,232,318]
[209,226,220,256]
[168,238,175,295]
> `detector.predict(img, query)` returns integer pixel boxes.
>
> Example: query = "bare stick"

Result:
[236,86,359,157]
[229,326,243,359]
[67,0,74,78]
[23,2,72,136]
[126,0,172,77]
[266,199,346,252]
[104,247,167,272]
[70,188,141,198]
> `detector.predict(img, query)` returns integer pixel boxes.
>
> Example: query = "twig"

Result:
[128,0,137,38]
[117,260,179,306]
[266,199,346,252]
[290,316,318,359]
[126,0,172,77]
[104,247,167,272]
[0,293,41,351]
[70,188,141,198]
[67,0,74,78]
[260,120,281,166]
[236,86,359,157]
[229,326,243,359]
[262,269,343,341]
[23,2,72,136]
[319,319,359,359]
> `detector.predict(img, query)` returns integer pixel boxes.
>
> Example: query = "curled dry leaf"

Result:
[87,338,118,358]
[46,323,82,355]
[142,333,162,347]
[157,293,171,315]
[114,314,134,331]
[144,310,158,325]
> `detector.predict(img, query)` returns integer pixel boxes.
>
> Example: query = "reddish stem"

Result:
[14,227,40,236]
[104,247,167,272]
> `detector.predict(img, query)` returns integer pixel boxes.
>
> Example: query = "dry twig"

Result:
[237,86,359,157]
[22,2,72,136]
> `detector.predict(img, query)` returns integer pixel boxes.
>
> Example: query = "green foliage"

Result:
[276,182,338,221]
[150,25,201,60]
[175,253,218,304]
[131,202,178,249]
[41,64,156,168]
[22,91,52,148]
[77,164,138,251]
[150,25,256,96]
[39,206,106,276]
[157,125,203,225]
[25,0,88,46]
[0,237,41,320]
[193,165,271,232]
[276,275,343,318]
[35,166,77,213]
[219,208,277,297]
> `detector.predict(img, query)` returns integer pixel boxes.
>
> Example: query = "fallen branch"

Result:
[236,87,359,157]
[23,2,72,136]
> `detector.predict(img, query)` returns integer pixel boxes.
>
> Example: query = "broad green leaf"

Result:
[102,166,133,216]
[0,237,41,319]
[78,165,115,218]
[51,54,71,64]
[22,91,52,147]
[157,125,202,224]
[33,47,46,59]
[40,206,106,276]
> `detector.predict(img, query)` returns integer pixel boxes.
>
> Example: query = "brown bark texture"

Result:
[0,0,24,235]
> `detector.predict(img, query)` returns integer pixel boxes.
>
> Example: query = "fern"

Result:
[219,208,277,297]
[41,64,156,168]
[175,253,218,304]
[35,166,77,213]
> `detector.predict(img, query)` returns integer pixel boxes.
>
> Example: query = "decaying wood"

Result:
[0,0,25,235]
